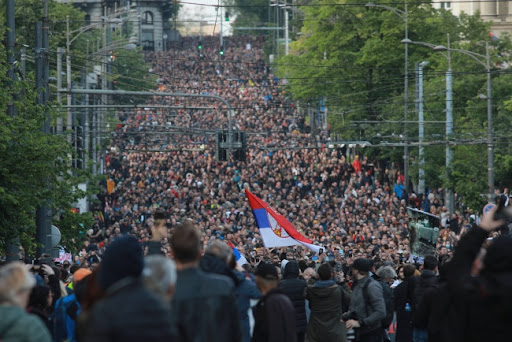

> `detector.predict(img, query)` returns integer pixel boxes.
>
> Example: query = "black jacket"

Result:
[252,288,297,342]
[393,279,414,342]
[305,280,347,342]
[84,278,176,342]
[446,227,512,342]
[279,262,307,333]
[172,266,242,342]
[412,270,438,312]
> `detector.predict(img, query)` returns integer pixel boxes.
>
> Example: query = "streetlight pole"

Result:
[367,1,409,192]
[433,42,493,202]
[409,36,455,212]
[418,61,429,194]
[445,35,454,214]
[486,42,494,201]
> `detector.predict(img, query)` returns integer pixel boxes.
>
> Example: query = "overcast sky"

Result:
[180,0,234,35]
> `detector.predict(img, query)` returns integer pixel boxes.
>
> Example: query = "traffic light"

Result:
[233,131,247,162]
[216,131,228,161]
[198,40,202,50]
[219,45,224,57]
[225,12,230,21]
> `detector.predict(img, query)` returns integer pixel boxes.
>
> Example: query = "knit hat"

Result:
[99,235,144,290]
[73,268,92,282]
[484,235,512,273]
[352,258,372,273]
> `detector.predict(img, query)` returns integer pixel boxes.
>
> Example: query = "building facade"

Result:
[57,0,176,51]
[433,0,512,36]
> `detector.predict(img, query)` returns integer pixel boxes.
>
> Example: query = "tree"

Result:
[279,0,512,210]
[0,1,100,255]
[226,0,270,29]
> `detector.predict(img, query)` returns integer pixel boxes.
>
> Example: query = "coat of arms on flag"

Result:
[245,189,320,253]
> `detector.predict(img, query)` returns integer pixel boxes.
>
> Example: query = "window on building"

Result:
[440,2,451,9]
[142,11,153,25]
[141,29,154,51]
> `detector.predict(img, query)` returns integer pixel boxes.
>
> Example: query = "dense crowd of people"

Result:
[98,35,472,268]
[1,35,512,342]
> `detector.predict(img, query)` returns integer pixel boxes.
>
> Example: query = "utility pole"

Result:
[445,34,454,214]
[5,0,19,261]
[418,61,429,194]
[284,7,289,56]
[220,3,224,47]
[57,48,64,134]
[21,49,26,80]
[486,42,494,201]
[403,0,410,194]
[85,40,90,168]
[35,17,50,258]
[66,16,73,143]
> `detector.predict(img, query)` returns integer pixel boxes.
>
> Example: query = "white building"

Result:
[433,0,512,36]
[57,0,176,51]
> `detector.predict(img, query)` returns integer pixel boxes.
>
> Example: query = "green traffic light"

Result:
[220,50,224,56]
[198,45,202,50]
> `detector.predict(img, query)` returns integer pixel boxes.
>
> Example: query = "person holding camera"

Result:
[443,205,512,342]
[343,258,386,342]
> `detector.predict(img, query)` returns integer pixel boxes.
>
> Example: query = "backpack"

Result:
[362,278,395,330]
[52,293,81,342]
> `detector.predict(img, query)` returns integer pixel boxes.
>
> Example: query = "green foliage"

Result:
[226,0,270,29]
[58,211,94,254]
[279,0,512,209]
[110,47,158,103]
[0,1,102,254]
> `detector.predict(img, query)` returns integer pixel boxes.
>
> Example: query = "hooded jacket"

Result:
[279,261,307,334]
[0,305,52,342]
[305,280,346,342]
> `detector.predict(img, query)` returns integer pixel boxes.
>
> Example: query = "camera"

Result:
[342,312,359,341]
[341,312,357,322]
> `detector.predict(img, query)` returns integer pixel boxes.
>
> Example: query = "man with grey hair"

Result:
[376,266,397,286]
[204,240,233,264]
[142,255,177,301]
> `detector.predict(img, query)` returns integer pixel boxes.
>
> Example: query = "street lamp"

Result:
[409,34,454,213]
[433,42,493,201]
[366,1,410,193]
[418,60,429,195]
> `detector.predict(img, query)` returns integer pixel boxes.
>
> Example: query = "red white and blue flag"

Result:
[245,189,321,253]
[228,241,248,266]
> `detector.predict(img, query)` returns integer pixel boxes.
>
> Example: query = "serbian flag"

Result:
[228,241,248,266]
[245,189,321,253]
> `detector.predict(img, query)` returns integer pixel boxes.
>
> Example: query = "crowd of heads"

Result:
[73,35,474,273]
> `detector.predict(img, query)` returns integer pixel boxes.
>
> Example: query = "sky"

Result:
[179,0,234,35]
